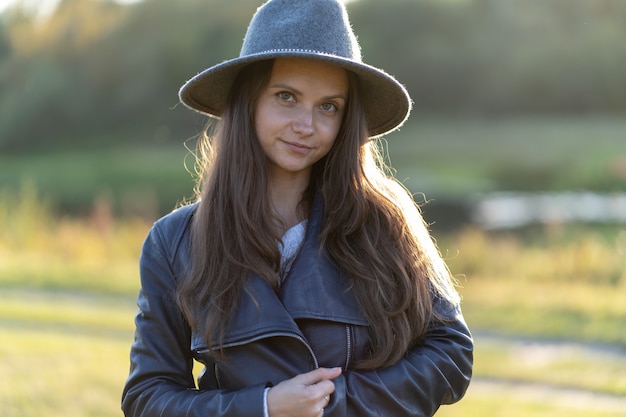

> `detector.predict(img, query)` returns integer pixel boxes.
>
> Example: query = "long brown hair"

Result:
[176,59,459,369]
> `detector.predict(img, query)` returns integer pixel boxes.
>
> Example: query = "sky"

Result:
[0,0,358,16]
[0,0,352,15]
[0,0,60,15]
[0,0,142,17]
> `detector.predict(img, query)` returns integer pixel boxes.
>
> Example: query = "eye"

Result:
[277,91,295,102]
[320,102,338,113]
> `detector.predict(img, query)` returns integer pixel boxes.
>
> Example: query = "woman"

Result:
[122,1,473,416]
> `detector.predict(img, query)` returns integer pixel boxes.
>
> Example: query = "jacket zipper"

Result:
[195,331,320,369]
[266,331,320,369]
[344,324,352,370]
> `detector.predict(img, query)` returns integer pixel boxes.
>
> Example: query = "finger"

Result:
[296,367,342,386]
[313,393,331,416]
[324,366,342,380]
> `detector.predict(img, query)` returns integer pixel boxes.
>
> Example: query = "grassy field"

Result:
[1,116,625,416]
[0,145,196,217]
[0,291,134,417]
[2,192,625,416]
[1,116,625,217]
[388,115,626,197]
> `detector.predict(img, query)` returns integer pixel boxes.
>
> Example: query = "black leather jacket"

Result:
[122,197,473,417]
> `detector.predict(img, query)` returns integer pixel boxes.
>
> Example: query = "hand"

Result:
[267,367,342,417]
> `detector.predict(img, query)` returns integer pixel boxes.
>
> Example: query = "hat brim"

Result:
[179,51,412,138]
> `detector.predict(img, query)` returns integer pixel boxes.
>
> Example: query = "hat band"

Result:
[245,48,359,62]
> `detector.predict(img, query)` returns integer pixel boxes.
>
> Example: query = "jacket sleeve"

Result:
[325,296,473,417]
[121,221,268,417]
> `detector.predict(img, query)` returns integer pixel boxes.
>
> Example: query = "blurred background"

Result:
[1,0,625,416]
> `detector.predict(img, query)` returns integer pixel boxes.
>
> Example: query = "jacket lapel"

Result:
[195,274,304,351]
[279,194,368,326]
[199,192,368,351]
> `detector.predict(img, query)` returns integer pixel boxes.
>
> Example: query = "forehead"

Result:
[269,58,349,94]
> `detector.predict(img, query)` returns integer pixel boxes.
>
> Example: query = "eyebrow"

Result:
[269,83,347,101]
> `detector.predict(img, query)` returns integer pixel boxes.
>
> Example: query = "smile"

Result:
[281,140,312,153]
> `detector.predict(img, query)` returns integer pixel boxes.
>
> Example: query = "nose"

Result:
[291,107,314,137]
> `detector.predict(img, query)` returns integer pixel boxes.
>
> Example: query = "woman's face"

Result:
[255,57,349,183]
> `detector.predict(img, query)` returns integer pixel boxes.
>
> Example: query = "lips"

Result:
[282,139,312,153]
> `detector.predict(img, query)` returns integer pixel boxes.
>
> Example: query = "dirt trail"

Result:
[469,378,626,415]
[469,333,626,415]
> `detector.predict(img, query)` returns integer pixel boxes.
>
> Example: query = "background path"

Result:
[468,333,626,415]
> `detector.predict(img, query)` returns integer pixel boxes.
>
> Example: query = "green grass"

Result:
[436,387,624,417]
[1,116,625,217]
[0,145,196,216]
[473,336,626,396]
[1,290,135,333]
[0,248,142,295]
[440,226,626,346]
[0,319,134,417]
[460,279,626,345]
[387,115,626,197]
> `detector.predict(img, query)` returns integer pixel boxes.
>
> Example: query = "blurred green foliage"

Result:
[1,0,625,152]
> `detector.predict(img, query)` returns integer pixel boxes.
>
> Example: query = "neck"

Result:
[268,173,310,233]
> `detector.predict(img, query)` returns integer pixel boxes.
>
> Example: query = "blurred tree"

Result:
[0,0,259,151]
[349,0,626,115]
[0,0,625,152]
[0,19,10,58]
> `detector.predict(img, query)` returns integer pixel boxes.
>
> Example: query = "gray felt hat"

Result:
[179,0,412,137]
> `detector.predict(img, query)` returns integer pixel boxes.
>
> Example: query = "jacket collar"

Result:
[279,193,367,325]
[197,192,368,350]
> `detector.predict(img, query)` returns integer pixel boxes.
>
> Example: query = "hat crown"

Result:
[179,0,412,137]
[241,0,362,62]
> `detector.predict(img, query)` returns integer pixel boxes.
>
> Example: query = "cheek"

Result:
[255,103,289,140]
[254,97,278,137]
[319,120,342,150]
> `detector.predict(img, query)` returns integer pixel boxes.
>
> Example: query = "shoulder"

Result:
[153,203,198,236]
[144,203,198,263]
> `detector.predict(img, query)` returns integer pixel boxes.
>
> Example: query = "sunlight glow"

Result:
[0,0,60,17]
[0,0,143,17]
